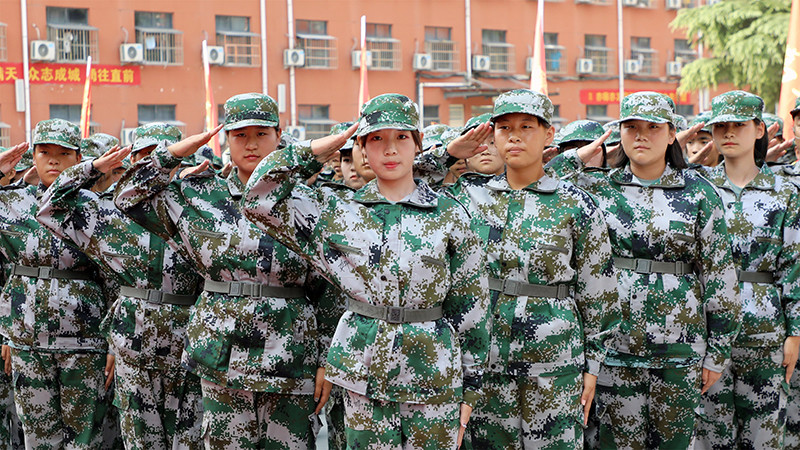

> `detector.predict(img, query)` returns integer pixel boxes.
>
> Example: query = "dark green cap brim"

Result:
[705,114,755,126]
[32,139,79,150]
[356,121,417,138]
[224,119,279,131]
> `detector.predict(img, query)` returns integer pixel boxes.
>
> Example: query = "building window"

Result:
[449,104,465,127]
[366,23,401,71]
[298,105,334,140]
[544,33,565,74]
[0,23,7,62]
[630,37,656,75]
[623,0,651,7]
[138,104,177,124]
[46,7,98,63]
[584,34,611,75]
[674,39,697,64]
[482,29,514,73]
[425,26,458,72]
[423,105,440,128]
[574,0,611,4]
[0,118,9,147]
[471,105,493,117]
[586,105,610,124]
[675,104,694,118]
[295,20,338,69]
[50,104,100,134]
[215,15,259,67]
[135,12,183,65]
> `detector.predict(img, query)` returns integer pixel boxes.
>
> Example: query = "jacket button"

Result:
[494,313,500,319]
[380,275,387,281]
[490,364,497,370]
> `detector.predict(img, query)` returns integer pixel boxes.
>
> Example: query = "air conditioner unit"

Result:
[577,58,594,74]
[205,46,225,65]
[624,59,641,74]
[707,0,721,4]
[120,128,137,146]
[472,55,491,72]
[351,50,373,69]
[666,0,683,9]
[623,0,639,5]
[286,126,306,141]
[119,43,144,64]
[667,60,683,76]
[283,49,305,67]
[526,57,534,73]
[30,40,56,62]
[413,53,433,71]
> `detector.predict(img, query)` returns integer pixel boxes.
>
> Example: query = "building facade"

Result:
[0,0,711,147]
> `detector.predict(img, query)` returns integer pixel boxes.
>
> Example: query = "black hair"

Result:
[613,123,687,170]
[753,119,768,166]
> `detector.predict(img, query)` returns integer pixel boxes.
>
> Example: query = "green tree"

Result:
[670,0,791,108]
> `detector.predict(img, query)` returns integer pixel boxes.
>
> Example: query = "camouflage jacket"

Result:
[113,145,338,394]
[37,160,203,371]
[693,163,800,347]
[416,146,620,378]
[549,150,741,372]
[242,143,490,408]
[0,182,107,352]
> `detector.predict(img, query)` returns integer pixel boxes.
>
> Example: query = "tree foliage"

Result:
[670,0,790,108]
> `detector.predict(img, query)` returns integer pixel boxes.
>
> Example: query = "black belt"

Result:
[613,257,694,275]
[119,286,196,306]
[348,302,443,324]
[203,280,305,298]
[11,264,91,280]
[488,277,572,299]
[737,270,774,284]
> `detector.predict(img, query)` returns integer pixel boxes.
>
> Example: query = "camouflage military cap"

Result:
[613,91,675,126]
[556,120,604,147]
[278,130,298,150]
[224,93,280,131]
[121,156,132,169]
[791,96,800,118]
[330,121,355,151]
[80,133,119,159]
[357,94,420,137]
[32,118,81,150]
[673,114,689,132]
[762,113,784,137]
[421,124,449,150]
[132,123,182,152]
[189,145,223,168]
[440,127,463,147]
[706,90,764,126]
[689,111,712,133]
[462,113,492,134]
[602,122,621,145]
[491,89,553,125]
[15,149,33,172]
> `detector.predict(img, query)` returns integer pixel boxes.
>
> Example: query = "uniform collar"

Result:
[226,167,245,198]
[708,162,776,192]
[610,163,685,188]
[485,169,560,193]
[353,179,438,208]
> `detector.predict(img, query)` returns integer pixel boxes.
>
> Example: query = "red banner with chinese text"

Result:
[580,89,690,105]
[0,62,140,85]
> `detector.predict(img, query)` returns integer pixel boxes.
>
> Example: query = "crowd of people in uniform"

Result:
[0,85,798,450]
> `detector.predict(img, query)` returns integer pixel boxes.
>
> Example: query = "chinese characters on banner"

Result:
[580,89,691,105]
[0,62,140,85]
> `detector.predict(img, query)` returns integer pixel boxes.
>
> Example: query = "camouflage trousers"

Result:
[591,363,702,450]
[0,369,24,449]
[324,385,346,450]
[199,378,316,449]
[100,381,122,450]
[113,358,203,450]
[342,389,459,449]
[695,346,787,449]
[10,349,109,449]
[783,357,800,450]
[467,371,583,450]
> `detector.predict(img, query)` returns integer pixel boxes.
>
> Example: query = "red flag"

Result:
[202,40,221,156]
[529,0,548,95]
[79,56,92,138]
[357,15,370,115]
[779,0,800,141]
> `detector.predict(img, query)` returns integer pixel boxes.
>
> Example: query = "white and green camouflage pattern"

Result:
[32,118,81,150]
[612,91,676,126]
[357,94,421,137]
[132,123,182,153]
[223,93,280,131]
[80,133,120,159]
[491,89,553,125]
[706,90,764,126]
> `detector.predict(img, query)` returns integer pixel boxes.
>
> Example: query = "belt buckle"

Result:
[147,290,163,304]
[502,279,519,296]
[248,284,261,298]
[634,259,652,274]
[557,284,569,299]
[229,282,242,296]
[387,307,404,324]
[38,267,52,280]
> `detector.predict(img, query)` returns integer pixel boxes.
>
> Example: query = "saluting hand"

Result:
[688,141,716,166]
[310,122,357,163]
[676,121,706,150]
[0,142,29,177]
[765,137,794,163]
[92,145,132,174]
[168,124,224,159]
[447,123,492,160]
[576,129,612,163]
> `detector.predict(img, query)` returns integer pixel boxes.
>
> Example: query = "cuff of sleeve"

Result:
[702,355,727,373]
[786,320,800,338]
[462,389,481,409]
[562,149,586,171]
[585,358,602,377]
[293,140,325,179]
[153,144,183,170]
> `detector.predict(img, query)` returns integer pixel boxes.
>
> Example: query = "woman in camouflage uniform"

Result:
[691,91,800,448]
[243,93,490,449]
[547,91,741,449]
[114,93,339,450]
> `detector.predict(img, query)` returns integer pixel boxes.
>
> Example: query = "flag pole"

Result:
[529,0,548,95]
[357,15,369,115]
[79,56,92,138]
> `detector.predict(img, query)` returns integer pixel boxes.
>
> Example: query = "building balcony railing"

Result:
[367,38,402,71]
[299,118,337,139]
[482,42,515,74]
[545,45,566,74]
[425,40,459,72]
[0,123,9,148]
[584,46,614,75]
[631,48,658,75]
[136,27,184,66]
[296,34,338,69]
[217,31,261,67]
[47,24,98,63]
[0,23,7,62]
